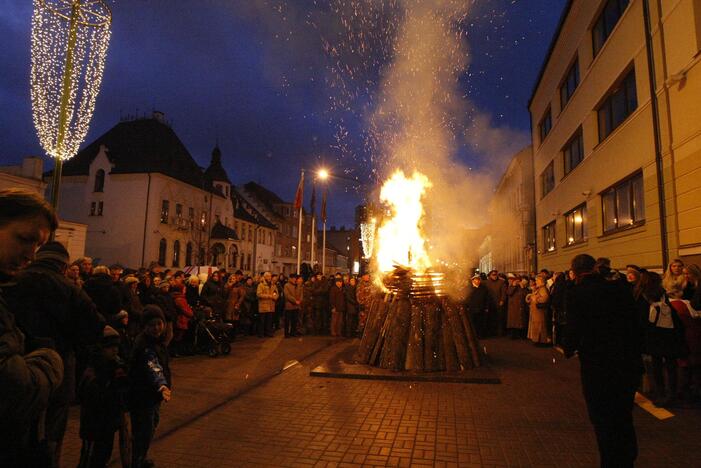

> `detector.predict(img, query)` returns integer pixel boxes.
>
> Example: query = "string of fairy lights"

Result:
[30,0,112,162]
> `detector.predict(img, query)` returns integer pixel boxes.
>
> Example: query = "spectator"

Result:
[465,274,489,338]
[300,274,316,335]
[329,277,346,337]
[200,271,225,317]
[682,264,700,302]
[170,273,193,351]
[128,305,172,468]
[505,275,527,339]
[185,275,200,308]
[526,275,550,346]
[0,189,64,466]
[225,273,246,336]
[312,273,330,335]
[256,272,278,338]
[549,272,569,346]
[4,240,104,467]
[66,260,84,288]
[241,276,258,335]
[344,277,359,338]
[77,256,93,282]
[662,258,686,295]
[484,270,506,336]
[356,272,373,335]
[283,274,303,338]
[668,284,701,403]
[124,276,144,339]
[77,326,129,468]
[84,265,124,323]
[564,253,643,468]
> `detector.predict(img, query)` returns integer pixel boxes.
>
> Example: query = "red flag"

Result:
[321,189,327,222]
[293,171,304,212]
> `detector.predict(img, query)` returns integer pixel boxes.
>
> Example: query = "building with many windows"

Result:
[529,0,701,271]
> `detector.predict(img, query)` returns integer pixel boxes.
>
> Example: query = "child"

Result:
[128,305,172,468]
[77,326,129,468]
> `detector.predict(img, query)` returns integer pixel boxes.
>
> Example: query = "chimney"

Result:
[152,111,165,123]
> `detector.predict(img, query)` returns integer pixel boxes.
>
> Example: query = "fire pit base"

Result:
[310,341,500,384]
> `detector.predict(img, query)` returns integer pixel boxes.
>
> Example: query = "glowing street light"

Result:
[31,0,113,209]
[317,168,330,181]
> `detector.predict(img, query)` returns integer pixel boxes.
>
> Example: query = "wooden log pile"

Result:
[354,267,482,372]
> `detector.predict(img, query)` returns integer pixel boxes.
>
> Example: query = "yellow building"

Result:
[529,0,701,272]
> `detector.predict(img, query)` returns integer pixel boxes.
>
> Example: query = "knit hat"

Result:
[35,241,69,264]
[142,304,165,325]
[101,325,121,347]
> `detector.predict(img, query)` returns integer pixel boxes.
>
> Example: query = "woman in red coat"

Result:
[668,285,701,401]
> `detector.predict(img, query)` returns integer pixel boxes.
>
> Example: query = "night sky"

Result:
[0,0,566,226]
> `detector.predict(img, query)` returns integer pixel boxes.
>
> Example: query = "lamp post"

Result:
[316,169,330,275]
[31,0,112,210]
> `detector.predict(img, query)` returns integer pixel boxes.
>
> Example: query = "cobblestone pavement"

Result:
[62,336,701,467]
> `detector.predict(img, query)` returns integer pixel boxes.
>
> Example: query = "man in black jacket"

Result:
[466,274,490,338]
[4,241,105,467]
[564,254,643,468]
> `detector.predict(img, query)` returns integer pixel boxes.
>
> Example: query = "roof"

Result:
[63,117,205,189]
[211,221,239,240]
[232,187,277,229]
[204,145,232,185]
[527,0,574,109]
[243,181,287,209]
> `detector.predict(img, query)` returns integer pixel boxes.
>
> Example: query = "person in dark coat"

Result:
[549,272,568,345]
[0,189,65,467]
[344,277,359,338]
[77,326,128,468]
[465,274,490,338]
[3,241,105,468]
[484,270,506,336]
[84,266,124,322]
[312,273,331,335]
[200,271,225,317]
[329,277,346,337]
[505,275,527,338]
[564,254,643,468]
[128,305,172,468]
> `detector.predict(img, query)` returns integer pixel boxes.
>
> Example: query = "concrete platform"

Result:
[310,341,501,383]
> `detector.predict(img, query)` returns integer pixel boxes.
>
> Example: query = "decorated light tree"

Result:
[31,0,112,208]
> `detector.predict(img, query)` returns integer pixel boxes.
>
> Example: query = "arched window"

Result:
[94,169,105,192]
[211,243,225,266]
[158,238,167,266]
[228,245,238,268]
[172,240,180,267]
[185,242,193,266]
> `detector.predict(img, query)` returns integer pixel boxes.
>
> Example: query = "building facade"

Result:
[487,146,535,274]
[530,0,701,272]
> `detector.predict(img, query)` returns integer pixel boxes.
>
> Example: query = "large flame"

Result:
[375,170,433,276]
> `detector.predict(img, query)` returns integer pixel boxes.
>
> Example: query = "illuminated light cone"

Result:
[30,0,112,209]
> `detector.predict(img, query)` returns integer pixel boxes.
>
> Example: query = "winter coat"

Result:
[200,279,225,314]
[78,353,128,441]
[465,284,489,315]
[256,281,278,313]
[186,284,201,308]
[563,273,643,374]
[645,298,688,359]
[671,299,701,366]
[83,273,124,320]
[345,284,359,316]
[484,277,506,309]
[128,332,171,410]
[283,282,303,310]
[527,285,550,343]
[154,290,178,324]
[0,287,64,462]
[225,283,246,321]
[171,287,194,330]
[329,285,346,313]
[506,284,527,329]
[312,279,330,307]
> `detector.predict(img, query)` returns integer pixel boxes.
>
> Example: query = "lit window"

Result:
[161,200,169,224]
[565,204,587,245]
[540,161,555,197]
[97,201,104,216]
[90,202,96,216]
[602,171,645,233]
[543,221,556,253]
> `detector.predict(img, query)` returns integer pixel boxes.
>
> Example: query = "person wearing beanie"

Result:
[129,304,171,468]
[77,325,129,467]
[3,238,105,468]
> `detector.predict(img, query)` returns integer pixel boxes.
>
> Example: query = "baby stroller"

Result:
[188,306,232,357]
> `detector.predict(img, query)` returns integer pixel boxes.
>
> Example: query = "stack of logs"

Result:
[355,267,482,372]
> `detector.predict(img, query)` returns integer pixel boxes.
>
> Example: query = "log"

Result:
[440,303,459,372]
[355,294,389,363]
[422,302,442,372]
[405,303,424,371]
[444,300,473,369]
[379,297,411,370]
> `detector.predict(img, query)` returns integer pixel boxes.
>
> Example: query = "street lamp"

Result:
[31,0,113,210]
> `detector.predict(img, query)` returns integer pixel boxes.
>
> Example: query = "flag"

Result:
[310,182,316,218]
[321,189,327,223]
[293,171,304,212]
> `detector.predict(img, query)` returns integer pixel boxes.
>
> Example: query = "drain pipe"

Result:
[642,0,669,268]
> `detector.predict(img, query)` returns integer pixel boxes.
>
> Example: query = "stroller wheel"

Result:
[221,342,231,355]
[207,344,218,358]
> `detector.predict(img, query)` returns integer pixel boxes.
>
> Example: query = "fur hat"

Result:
[35,241,69,264]
[142,304,165,325]
[101,325,121,347]
[124,275,139,285]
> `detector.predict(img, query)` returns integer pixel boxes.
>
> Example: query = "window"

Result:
[173,240,180,267]
[185,242,193,266]
[199,247,206,265]
[94,169,105,192]
[246,254,251,271]
[161,200,169,224]
[565,204,587,245]
[593,0,630,56]
[602,171,645,233]
[540,162,555,197]
[563,129,584,175]
[234,221,239,235]
[90,202,96,216]
[269,232,272,246]
[200,211,207,231]
[97,201,104,216]
[543,222,556,253]
[188,207,194,228]
[176,203,183,220]
[240,253,245,269]
[158,238,167,266]
[538,108,552,143]
[598,68,637,141]
[560,58,580,108]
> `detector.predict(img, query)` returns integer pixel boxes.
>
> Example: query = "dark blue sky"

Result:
[0,0,566,226]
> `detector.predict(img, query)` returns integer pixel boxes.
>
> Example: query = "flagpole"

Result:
[322,219,326,275]
[296,169,304,275]
[310,215,315,269]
